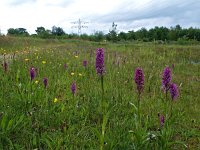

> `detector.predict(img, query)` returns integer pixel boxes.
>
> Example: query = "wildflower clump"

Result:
[71,82,76,95]
[134,68,144,95]
[162,67,172,93]
[96,48,105,76]
[83,60,88,67]
[30,67,35,81]
[43,77,48,88]
[170,83,179,100]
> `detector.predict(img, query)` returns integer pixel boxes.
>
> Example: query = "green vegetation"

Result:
[4,24,200,43]
[0,37,200,149]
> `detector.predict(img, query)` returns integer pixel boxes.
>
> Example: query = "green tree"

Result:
[7,28,16,35]
[135,28,148,41]
[7,28,29,36]
[127,31,136,40]
[106,22,118,42]
[35,27,46,35]
[93,31,105,42]
[52,26,65,36]
[118,31,128,41]
[35,27,51,38]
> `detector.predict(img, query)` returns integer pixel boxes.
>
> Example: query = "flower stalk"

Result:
[134,68,144,122]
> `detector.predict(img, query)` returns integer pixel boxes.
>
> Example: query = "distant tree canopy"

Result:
[52,26,65,36]
[35,27,52,38]
[7,28,29,36]
[106,22,118,42]
[106,23,200,42]
[89,31,105,42]
[6,24,200,42]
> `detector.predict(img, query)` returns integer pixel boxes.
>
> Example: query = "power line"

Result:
[71,18,88,35]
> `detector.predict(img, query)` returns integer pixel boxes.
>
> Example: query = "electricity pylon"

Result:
[71,19,88,35]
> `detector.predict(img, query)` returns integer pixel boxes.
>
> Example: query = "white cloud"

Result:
[0,0,199,34]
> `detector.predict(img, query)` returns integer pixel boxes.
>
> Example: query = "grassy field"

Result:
[0,36,200,149]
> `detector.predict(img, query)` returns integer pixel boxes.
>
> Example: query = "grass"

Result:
[0,36,200,149]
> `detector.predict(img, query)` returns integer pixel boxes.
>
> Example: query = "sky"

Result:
[0,0,200,35]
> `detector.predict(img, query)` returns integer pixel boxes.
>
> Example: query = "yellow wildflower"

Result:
[79,73,82,76]
[54,98,58,103]
[42,61,46,64]
[35,80,39,84]
[25,58,29,61]
[75,55,78,58]
[71,72,75,76]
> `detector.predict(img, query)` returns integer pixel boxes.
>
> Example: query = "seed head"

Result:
[3,61,8,72]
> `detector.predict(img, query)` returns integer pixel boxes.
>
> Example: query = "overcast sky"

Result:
[0,0,200,34]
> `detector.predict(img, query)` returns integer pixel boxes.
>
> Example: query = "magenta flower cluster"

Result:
[170,83,179,100]
[64,63,68,69]
[162,66,179,100]
[134,68,144,94]
[162,67,172,92]
[71,82,76,95]
[83,60,88,67]
[160,115,165,127]
[43,77,48,88]
[30,67,35,81]
[96,48,105,76]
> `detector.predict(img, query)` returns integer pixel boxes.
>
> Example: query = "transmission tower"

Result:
[71,19,88,35]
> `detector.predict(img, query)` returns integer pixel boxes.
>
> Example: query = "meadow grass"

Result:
[0,37,200,149]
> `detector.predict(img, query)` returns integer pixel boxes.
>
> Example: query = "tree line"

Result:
[6,23,200,42]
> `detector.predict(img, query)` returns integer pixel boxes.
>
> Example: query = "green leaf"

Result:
[6,119,13,131]
[13,115,24,130]
[129,102,137,111]
[1,115,7,132]
[102,111,109,136]
[92,127,101,141]
[42,136,53,150]
[33,135,37,147]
